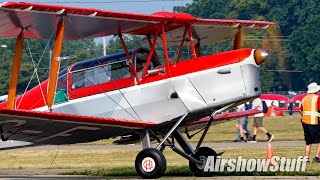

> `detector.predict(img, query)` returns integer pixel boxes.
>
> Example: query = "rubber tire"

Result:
[189,147,217,177]
[135,148,167,179]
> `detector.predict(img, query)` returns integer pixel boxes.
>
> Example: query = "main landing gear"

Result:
[134,103,233,178]
[135,148,166,179]
[189,147,218,177]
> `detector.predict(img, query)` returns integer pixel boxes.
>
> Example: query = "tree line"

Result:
[174,0,320,92]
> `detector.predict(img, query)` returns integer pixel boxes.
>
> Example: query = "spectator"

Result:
[248,98,274,143]
[300,82,320,162]
[234,102,251,142]
[288,101,293,116]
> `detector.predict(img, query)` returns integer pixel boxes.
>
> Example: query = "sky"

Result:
[2,0,193,13]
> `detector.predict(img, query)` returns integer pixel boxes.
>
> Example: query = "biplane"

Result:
[0,2,272,178]
[291,94,306,111]
[290,93,320,113]
[260,94,289,116]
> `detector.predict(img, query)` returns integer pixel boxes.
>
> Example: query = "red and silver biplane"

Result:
[0,2,272,178]
[290,93,320,112]
[260,94,289,116]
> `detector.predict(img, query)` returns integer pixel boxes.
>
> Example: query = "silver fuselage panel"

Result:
[36,50,261,125]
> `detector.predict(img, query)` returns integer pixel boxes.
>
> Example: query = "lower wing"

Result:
[0,109,260,149]
[0,109,155,149]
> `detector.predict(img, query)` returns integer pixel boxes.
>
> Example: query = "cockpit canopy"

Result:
[54,48,161,103]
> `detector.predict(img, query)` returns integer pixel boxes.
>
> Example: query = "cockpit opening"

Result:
[53,48,162,102]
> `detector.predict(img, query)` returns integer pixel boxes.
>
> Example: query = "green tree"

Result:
[104,35,144,54]
[0,38,99,95]
[174,0,320,91]
[174,0,230,19]
[227,0,268,20]
[288,15,320,89]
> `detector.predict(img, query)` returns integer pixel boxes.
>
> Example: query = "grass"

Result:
[65,166,320,176]
[191,114,303,142]
[2,146,320,175]
[81,114,303,145]
[0,114,312,177]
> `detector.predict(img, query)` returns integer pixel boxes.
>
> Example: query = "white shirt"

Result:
[252,98,264,117]
[237,104,245,112]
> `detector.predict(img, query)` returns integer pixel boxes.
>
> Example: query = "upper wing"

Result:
[0,2,273,42]
[0,2,167,40]
[161,18,272,46]
[0,109,155,147]
[193,18,272,45]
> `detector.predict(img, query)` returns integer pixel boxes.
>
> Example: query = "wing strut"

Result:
[146,35,159,59]
[118,33,140,84]
[141,25,161,81]
[46,18,65,111]
[187,25,196,59]
[233,27,242,50]
[7,31,24,109]
[175,26,188,63]
[161,23,171,77]
[195,39,200,57]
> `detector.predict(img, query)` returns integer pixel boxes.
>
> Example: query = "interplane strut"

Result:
[46,18,65,111]
[7,31,24,109]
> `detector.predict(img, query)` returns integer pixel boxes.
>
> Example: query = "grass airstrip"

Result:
[1,114,320,176]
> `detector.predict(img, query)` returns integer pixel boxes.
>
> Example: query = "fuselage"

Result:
[0,48,262,124]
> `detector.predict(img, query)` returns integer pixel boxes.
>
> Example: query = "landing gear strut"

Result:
[135,103,233,178]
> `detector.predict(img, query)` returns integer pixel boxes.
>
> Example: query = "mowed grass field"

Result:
[2,113,319,176]
[192,113,304,142]
[83,113,304,144]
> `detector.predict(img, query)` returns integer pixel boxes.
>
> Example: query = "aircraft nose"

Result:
[254,49,268,65]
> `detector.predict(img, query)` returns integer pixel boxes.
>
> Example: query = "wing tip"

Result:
[0,2,8,7]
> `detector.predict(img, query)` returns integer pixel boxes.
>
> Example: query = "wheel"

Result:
[189,147,217,177]
[135,148,167,179]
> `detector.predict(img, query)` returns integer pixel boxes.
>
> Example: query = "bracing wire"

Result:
[16,30,56,109]
[51,16,142,120]
[74,35,116,70]
[82,37,142,120]
[45,145,60,175]
[17,42,48,109]
[164,24,182,63]
[27,41,49,107]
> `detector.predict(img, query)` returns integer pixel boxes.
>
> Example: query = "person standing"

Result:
[288,101,293,116]
[248,98,274,143]
[234,102,251,142]
[234,104,248,142]
[300,82,320,162]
